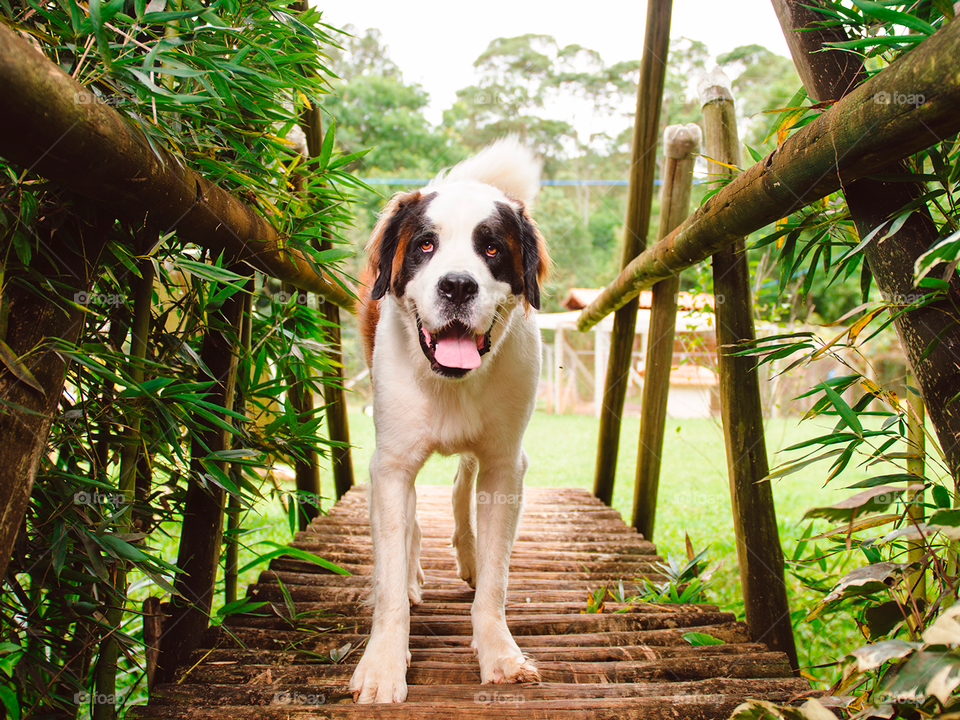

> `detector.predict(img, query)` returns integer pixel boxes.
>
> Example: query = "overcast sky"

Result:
[317,0,793,123]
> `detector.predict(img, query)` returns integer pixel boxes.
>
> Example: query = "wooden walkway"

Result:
[131,485,809,719]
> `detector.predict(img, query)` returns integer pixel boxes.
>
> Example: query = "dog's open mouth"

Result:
[417,318,492,376]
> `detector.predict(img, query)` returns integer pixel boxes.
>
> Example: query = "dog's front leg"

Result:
[472,450,540,685]
[349,458,417,703]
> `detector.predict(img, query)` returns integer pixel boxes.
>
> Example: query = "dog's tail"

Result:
[430,136,541,206]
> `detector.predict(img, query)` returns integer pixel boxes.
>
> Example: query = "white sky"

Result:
[317,0,793,124]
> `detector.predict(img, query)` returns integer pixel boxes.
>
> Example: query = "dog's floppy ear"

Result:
[516,205,549,310]
[366,191,423,300]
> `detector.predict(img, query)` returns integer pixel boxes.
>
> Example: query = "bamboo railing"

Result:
[576,13,960,332]
[0,18,359,703]
[0,22,355,312]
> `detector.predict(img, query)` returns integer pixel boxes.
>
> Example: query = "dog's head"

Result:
[364,138,548,378]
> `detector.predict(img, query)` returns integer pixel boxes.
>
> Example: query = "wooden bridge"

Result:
[130,485,809,719]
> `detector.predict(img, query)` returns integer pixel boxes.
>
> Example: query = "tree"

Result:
[443,34,639,159]
[323,26,457,175]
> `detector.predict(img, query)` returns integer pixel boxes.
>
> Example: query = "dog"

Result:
[349,137,548,703]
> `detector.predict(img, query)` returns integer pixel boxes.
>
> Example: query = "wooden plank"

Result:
[145,677,812,707]
[176,653,793,685]
[143,485,808,717]
[223,610,744,636]
[202,622,754,653]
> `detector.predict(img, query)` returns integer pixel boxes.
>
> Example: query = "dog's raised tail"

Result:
[431,136,541,207]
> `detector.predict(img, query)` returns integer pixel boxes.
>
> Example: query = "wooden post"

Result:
[93,259,154,720]
[592,0,673,505]
[905,372,926,601]
[0,206,109,580]
[321,300,354,500]
[555,326,565,415]
[575,15,960,333]
[282,283,322,527]
[154,279,246,685]
[702,71,799,673]
[632,124,701,540]
[296,81,355,501]
[593,326,607,418]
[224,285,253,605]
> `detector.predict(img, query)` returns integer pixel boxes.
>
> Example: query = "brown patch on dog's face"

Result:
[366,191,436,301]
[486,201,548,310]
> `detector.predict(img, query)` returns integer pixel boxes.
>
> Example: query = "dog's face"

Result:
[367,180,546,378]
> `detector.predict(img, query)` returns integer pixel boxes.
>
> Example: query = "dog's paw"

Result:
[452,532,477,589]
[349,646,410,703]
[407,564,425,606]
[479,650,540,685]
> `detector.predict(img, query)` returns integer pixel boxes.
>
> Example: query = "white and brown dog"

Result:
[349,138,548,703]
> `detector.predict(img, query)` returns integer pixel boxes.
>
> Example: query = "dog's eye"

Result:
[419,239,434,253]
[485,244,499,258]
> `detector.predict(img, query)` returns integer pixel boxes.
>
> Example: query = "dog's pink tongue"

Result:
[435,332,482,369]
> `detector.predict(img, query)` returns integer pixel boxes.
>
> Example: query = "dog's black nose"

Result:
[438,273,478,305]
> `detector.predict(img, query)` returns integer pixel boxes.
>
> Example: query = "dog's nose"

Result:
[438,273,478,305]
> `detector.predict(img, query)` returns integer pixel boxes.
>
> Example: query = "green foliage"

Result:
[0,1,357,717]
[723,2,960,717]
[583,548,718,613]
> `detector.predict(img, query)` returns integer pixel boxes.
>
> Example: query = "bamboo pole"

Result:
[296,95,355,501]
[702,72,798,673]
[0,22,355,311]
[224,285,253,605]
[283,284,322,526]
[632,124,701,540]
[905,373,926,602]
[92,259,154,720]
[592,0,673,506]
[154,281,246,684]
[576,14,960,332]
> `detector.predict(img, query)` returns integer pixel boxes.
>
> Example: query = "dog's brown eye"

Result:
[420,240,434,253]
[485,244,498,258]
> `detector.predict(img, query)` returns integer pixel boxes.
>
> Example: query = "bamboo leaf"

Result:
[823,383,863,434]
[0,339,44,395]
[851,0,937,35]
[803,486,913,522]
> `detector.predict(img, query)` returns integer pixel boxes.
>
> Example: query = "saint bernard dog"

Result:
[349,137,548,703]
